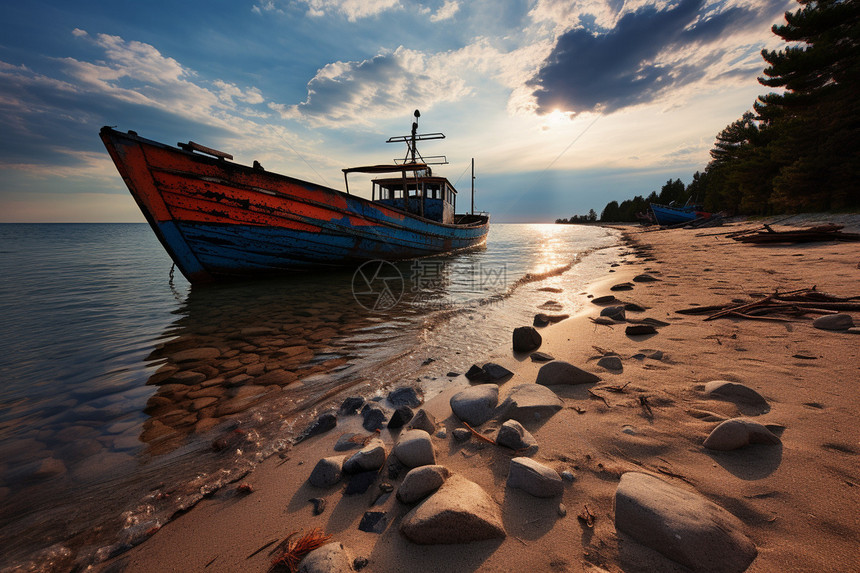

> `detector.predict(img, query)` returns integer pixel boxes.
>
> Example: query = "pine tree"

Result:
[756,0,860,210]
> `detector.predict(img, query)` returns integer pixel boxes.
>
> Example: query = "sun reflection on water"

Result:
[526,223,580,275]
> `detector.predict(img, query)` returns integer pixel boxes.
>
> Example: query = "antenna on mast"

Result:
[386,110,446,168]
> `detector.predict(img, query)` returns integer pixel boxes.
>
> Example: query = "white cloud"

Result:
[213,80,265,105]
[298,0,401,21]
[275,38,538,127]
[430,0,459,22]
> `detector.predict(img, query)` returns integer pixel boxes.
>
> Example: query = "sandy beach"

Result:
[99,215,859,573]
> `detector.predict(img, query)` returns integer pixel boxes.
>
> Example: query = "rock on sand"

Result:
[704,381,769,412]
[614,472,757,573]
[703,418,781,451]
[812,314,855,331]
[450,385,499,426]
[506,457,563,497]
[400,474,505,544]
[495,384,563,424]
[536,361,600,386]
[297,542,353,573]
[392,429,436,467]
[513,326,542,352]
[397,465,450,504]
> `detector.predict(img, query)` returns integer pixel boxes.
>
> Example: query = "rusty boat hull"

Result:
[100,127,489,283]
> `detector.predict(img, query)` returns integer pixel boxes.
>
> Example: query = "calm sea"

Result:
[0,222,620,571]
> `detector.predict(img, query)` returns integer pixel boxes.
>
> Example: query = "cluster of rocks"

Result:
[699,379,783,452]
[289,277,777,572]
[136,313,374,454]
[588,285,668,337]
[294,371,586,567]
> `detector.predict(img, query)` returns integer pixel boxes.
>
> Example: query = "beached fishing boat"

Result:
[100,111,489,283]
[649,202,709,226]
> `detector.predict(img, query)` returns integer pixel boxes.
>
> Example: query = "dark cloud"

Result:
[529,0,788,115]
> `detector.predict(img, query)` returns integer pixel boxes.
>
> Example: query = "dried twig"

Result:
[587,389,610,407]
[603,382,631,393]
[462,421,496,445]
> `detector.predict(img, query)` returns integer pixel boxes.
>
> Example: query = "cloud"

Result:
[430,0,459,22]
[273,40,506,126]
[295,0,401,21]
[527,0,789,115]
[0,31,332,185]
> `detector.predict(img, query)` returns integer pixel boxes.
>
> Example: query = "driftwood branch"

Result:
[676,287,859,322]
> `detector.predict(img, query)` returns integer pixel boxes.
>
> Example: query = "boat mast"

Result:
[471,158,475,215]
[410,110,419,165]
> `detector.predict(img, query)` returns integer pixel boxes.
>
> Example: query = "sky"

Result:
[0,0,795,223]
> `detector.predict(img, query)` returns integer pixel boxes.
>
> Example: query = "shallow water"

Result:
[0,222,619,570]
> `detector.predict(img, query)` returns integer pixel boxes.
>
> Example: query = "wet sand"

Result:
[100,216,859,573]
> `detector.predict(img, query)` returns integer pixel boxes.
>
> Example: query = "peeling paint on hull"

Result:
[100,127,489,283]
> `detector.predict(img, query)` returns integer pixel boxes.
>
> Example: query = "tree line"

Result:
[590,0,859,223]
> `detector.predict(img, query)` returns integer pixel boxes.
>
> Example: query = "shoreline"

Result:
[100,216,859,572]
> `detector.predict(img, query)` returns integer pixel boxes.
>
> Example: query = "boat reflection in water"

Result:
[139,266,437,455]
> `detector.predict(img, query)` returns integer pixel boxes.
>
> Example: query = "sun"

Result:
[543,108,573,129]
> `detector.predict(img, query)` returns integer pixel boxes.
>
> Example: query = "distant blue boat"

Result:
[650,203,709,226]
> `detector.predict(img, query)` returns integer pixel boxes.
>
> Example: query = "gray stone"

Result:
[704,381,769,410]
[358,511,388,534]
[633,273,661,283]
[496,384,563,423]
[536,361,600,386]
[450,384,499,426]
[513,326,542,352]
[452,428,471,442]
[495,420,537,452]
[507,457,563,497]
[597,356,623,372]
[591,295,618,305]
[703,418,781,451]
[388,386,423,407]
[338,396,365,415]
[361,406,387,431]
[812,314,855,331]
[407,409,437,434]
[610,282,634,291]
[393,429,435,467]
[482,363,514,381]
[400,474,505,544]
[297,542,353,573]
[397,465,451,503]
[294,412,337,444]
[343,439,386,473]
[308,456,344,488]
[626,324,658,336]
[600,305,626,321]
[387,406,413,429]
[614,472,757,572]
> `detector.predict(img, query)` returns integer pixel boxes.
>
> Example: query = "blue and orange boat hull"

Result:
[100,127,489,283]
